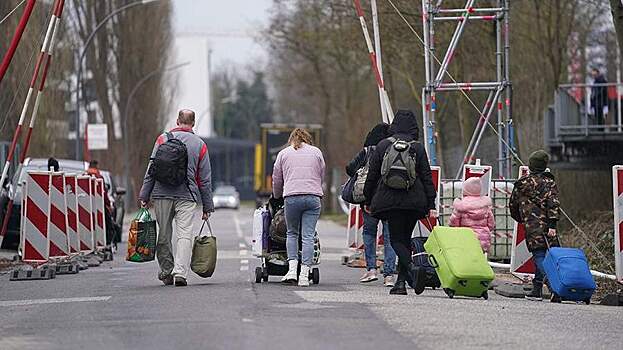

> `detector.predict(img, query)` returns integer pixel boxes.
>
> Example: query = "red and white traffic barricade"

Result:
[413,166,441,238]
[48,172,70,259]
[20,171,51,263]
[462,162,492,197]
[613,165,623,283]
[76,175,94,253]
[64,174,80,254]
[92,178,107,249]
[510,166,534,280]
[346,204,364,250]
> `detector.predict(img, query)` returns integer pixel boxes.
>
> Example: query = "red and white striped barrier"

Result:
[413,166,441,238]
[21,172,51,263]
[64,174,80,254]
[92,178,107,249]
[353,0,394,121]
[613,165,623,283]
[0,0,66,248]
[346,204,364,250]
[48,172,70,258]
[76,175,94,253]
[510,166,534,280]
[462,162,493,197]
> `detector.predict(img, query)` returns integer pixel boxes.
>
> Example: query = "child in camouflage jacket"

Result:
[509,150,560,302]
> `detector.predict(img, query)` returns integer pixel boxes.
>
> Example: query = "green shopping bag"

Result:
[191,220,217,278]
[126,208,157,262]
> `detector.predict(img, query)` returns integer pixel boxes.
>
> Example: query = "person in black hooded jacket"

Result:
[363,110,437,295]
[345,123,397,287]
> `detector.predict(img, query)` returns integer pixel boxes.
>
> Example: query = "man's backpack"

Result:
[381,137,418,190]
[149,132,188,186]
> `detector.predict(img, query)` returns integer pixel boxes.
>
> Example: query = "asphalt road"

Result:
[0,207,621,350]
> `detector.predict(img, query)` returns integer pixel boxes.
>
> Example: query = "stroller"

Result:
[252,197,320,284]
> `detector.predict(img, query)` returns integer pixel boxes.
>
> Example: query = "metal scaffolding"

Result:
[420,0,514,179]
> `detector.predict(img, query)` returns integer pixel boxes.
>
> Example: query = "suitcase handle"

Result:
[428,254,439,268]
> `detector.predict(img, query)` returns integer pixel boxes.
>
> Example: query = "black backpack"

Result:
[380,137,418,190]
[149,132,188,186]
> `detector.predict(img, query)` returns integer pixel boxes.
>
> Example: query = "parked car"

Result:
[0,158,88,249]
[212,185,240,210]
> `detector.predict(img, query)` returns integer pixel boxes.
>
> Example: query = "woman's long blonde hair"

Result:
[288,128,313,150]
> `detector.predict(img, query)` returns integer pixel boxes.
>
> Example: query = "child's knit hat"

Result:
[463,177,482,197]
[528,150,550,173]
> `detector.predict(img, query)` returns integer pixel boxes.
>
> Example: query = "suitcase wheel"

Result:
[262,268,269,282]
[584,299,591,305]
[550,293,562,303]
[444,288,455,299]
[311,268,320,285]
[481,291,489,300]
[255,267,263,283]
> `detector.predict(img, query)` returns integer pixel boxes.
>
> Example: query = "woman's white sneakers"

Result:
[298,265,310,287]
[280,260,311,287]
[360,269,379,283]
[281,260,299,283]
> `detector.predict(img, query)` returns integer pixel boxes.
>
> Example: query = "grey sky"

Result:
[173,0,273,67]
[168,0,273,136]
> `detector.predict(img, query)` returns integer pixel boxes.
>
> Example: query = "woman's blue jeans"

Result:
[362,211,396,276]
[284,195,321,266]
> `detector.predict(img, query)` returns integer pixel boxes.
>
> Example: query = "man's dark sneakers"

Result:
[158,272,173,286]
[550,293,562,303]
[174,276,187,287]
[389,280,408,295]
[525,288,543,301]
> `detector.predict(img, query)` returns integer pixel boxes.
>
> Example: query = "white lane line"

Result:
[239,250,248,256]
[233,213,243,238]
[0,296,111,307]
[240,265,249,271]
[239,243,246,249]
[240,259,249,264]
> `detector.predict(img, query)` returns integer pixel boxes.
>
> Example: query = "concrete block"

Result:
[10,268,56,281]
[86,257,101,267]
[55,262,79,275]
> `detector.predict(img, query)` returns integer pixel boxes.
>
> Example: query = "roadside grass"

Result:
[563,211,622,300]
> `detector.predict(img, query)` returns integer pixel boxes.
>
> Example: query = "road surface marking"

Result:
[240,265,249,271]
[239,250,248,256]
[239,243,247,248]
[0,296,111,307]
[234,213,243,238]
[240,259,249,264]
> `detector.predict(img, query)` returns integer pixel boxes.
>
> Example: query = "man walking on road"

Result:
[139,109,214,287]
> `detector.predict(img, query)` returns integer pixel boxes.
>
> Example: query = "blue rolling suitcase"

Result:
[543,247,596,304]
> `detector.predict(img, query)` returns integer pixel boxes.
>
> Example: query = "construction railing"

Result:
[546,83,623,143]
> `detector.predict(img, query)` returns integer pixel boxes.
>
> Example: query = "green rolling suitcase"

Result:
[424,226,494,299]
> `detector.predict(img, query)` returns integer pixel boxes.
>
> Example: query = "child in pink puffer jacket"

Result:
[449,177,495,253]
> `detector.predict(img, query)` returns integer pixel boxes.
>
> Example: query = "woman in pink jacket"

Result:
[449,177,495,253]
[272,128,325,287]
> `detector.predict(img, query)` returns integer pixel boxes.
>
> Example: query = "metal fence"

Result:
[549,83,623,139]
[438,179,515,261]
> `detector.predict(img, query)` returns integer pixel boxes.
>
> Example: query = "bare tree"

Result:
[68,0,174,202]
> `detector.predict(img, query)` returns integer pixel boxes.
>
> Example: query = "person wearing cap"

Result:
[509,150,561,302]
